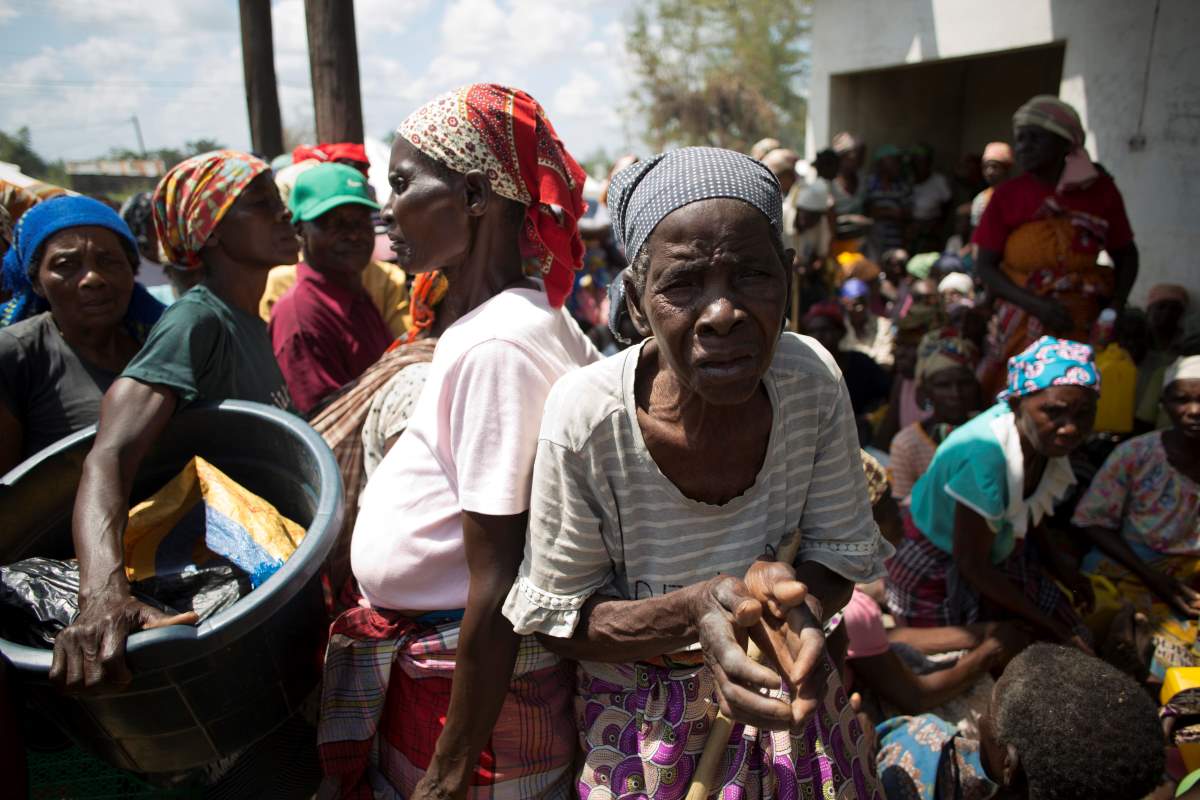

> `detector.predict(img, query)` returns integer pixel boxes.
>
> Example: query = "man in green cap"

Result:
[269,161,391,414]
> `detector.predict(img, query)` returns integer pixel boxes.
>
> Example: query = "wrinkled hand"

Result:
[1030,296,1074,335]
[1147,572,1200,619]
[689,576,795,732]
[742,560,828,731]
[49,587,198,692]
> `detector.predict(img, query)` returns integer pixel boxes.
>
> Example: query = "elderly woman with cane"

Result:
[504,147,889,799]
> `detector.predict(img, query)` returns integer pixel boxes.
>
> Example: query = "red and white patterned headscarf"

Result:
[397,83,587,308]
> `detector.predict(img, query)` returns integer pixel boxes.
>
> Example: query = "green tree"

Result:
[0,127,48,176]
[625,0,811,152]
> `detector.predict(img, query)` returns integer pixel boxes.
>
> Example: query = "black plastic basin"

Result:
[0,400,343,774]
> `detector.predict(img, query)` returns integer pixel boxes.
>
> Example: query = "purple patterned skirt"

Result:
[575,653,883,799]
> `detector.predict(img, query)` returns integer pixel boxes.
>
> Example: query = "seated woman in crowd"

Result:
[803,299,891,423]
[974,95,1139,397]
[875,644,1163,800]
[834,453,1021,734]
[1072,355,1200,679]
[839,276,895,367]
[888,328,982,504]
[872,306,943,450]
[503,147,888,798]
[887,337,1097,652]
[318,84,598,800]
[49,150,300,689]
[0,196,164,474]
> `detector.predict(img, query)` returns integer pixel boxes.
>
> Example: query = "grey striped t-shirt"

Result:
[503,332,892,638]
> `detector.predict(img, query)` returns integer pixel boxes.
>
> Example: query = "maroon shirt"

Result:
[269,262,393,414]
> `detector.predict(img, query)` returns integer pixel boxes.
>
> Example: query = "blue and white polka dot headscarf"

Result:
[997,336,1100,402]
[606,146,783,264]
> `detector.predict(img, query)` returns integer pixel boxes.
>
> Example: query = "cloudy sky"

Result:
[0,0,638,169]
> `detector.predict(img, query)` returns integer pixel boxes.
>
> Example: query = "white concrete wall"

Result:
[807,0,1200,304]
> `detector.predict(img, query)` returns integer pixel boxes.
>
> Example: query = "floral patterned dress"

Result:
[1072,431,1200,677]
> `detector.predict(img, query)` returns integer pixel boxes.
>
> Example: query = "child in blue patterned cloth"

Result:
[875,643,1162,799]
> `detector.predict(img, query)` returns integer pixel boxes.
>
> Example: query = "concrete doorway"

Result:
[828,42,1066,169]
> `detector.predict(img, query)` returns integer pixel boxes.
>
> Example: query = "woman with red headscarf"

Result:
[318,84,599,800]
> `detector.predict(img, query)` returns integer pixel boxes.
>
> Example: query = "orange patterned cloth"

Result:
[972,166,1132,396]
[977,215,1114,395]
[152,150,269,269]
[396,270,449,346]
[397,83,587,308]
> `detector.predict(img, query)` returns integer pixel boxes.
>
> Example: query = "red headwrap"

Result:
[397,83,587,308]
[291,142,370,175]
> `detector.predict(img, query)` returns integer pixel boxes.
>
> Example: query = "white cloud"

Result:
[553,71,603,118]
[44,0,232,35]
[0,0,639,164]
[355,0,434,34]
[437,0,589,63]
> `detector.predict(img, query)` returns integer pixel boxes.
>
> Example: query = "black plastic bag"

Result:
[0,557,251,648]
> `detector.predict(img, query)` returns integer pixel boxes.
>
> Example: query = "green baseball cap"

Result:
[288,162,380,222]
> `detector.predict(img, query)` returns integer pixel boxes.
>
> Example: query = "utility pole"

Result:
[238,0,285,159]
[304,0,364,144]
[130,115,146,156]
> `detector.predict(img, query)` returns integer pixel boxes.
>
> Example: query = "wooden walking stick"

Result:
[684,535,804,800]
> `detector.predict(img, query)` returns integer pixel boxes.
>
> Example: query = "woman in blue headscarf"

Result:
[0,195,163,473]
[887,336,1099,651]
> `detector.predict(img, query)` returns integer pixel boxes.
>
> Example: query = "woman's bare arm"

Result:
[49,378,197,691]
[538,576,795,732]
[977,247,1072,333]
[951,502,1066,640]
[418,510,528,800]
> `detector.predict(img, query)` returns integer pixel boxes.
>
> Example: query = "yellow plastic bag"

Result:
[124,456,305,587]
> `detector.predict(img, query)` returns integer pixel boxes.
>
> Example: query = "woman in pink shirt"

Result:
[317,84,599,800]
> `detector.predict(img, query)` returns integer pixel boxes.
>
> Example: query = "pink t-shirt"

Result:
[843,588,890,660]
[351,287,600,611]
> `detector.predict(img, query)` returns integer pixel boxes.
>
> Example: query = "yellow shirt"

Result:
[1094,343,1137,434]
[259,260,411,339]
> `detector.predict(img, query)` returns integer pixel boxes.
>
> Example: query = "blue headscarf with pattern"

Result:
[996,336,1100,402]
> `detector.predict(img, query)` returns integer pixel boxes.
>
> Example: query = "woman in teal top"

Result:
[886,336,1098,651]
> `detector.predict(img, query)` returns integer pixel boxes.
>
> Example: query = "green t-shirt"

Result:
[122,285,292,410]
